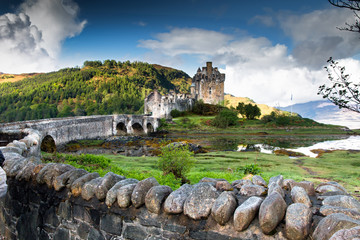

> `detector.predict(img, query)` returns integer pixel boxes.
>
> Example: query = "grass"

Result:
[43,150,360,196]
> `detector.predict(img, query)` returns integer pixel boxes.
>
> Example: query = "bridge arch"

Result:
[40,135,56,153]
[116,122,127,135]
[131,123,144,135]
[146,123,154,133]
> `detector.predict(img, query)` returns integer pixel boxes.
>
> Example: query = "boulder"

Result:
[164,184,192,214]
[329,226,360,240]
[312,213,360,240]
[42,164,74,188]
[316,182,348,195]
[71,172,100,197]
[184,183,219,220]
[252,175,267,187]
[95,172,125,200]
[269,175,284,187]
[320,205,360,220]
[233,179,252,189]
[268,182,285,198]
[234,196,263,231]
[105,178,139,207]
[53,169,88,191]
[215,180,232,191]
[259,192,287,234]
[145,185,173,214]
[291,186,312,207]
[36,163,56,184]
[289,181,316,196]
[211,191,237,225]
[283,179,295,190]
[285,203,312,240]
[240,184,266,196]
[131,177,159,208]
[117,183,137,208]
[323,195,360,211]
[81,177,102,201]
[15,162,36,182]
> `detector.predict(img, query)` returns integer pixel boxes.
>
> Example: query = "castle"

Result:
[144,62,225,118]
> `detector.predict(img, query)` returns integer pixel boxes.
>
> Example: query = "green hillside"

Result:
[0,60,191,123]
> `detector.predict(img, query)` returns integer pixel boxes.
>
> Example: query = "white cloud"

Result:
[280,8,360,69]
[249,15,275,27]
[0,0,86,73]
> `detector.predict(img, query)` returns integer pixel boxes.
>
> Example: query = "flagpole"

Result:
[290,93,293,116]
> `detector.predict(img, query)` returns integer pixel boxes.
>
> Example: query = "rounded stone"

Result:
[105,178,139,207]
[53,169,88,191]
[234,196,263,231]
[145,185,173,214]
[117,183,137,208]
[259,192,287,234]
[252,175,267,187]
[95,172,125,200]
[211,191,237,225]
[81,177,102,200]
[289,181,315,196]
[320,205,360,220]
[323,195,360,211]
[285,203,312,240]
[184,182,220,220]
[71,172,100,197]
[329,226,360,240]
[131,177,159,208]
[291,186,312,207]
[268,182,285,198]
[215,180,232,191]
[269,175,284,187]
[240,184,266,197]
[164,184,192,214]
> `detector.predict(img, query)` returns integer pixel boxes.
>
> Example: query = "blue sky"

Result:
[1,0,360,107]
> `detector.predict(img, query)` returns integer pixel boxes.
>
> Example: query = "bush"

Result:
[237,163,262,175]
[212,109,239,128]
[192,100,225,115]
[157,144,195,183]
[170,109,185,118]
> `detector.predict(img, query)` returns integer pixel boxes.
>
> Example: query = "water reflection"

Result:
[237,136,360,158]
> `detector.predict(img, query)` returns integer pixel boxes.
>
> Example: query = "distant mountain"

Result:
[279,100,360,129]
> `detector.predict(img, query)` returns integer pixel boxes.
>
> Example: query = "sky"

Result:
[1,0,360,107]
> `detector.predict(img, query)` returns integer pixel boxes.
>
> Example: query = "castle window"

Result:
[209,87,212,95]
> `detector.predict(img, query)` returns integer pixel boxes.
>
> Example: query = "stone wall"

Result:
[1,130,360,239]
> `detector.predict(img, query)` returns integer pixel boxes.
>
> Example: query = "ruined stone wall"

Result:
[1,130,360,239]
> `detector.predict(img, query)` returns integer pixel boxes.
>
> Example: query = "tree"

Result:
[236,102,246,118]
[318,1,360,113]
[244,103,261,120]
[318,57,360,113]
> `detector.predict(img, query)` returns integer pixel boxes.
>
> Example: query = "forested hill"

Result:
[0,60,191,123]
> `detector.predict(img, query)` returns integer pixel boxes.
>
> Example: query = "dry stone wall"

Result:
[0,129,360,240]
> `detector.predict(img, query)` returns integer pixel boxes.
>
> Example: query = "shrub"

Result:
[192,100,225,115]
[170,109,185,118]
[212,109,239,128]
[157,144,195,183]
[237,163,262,175]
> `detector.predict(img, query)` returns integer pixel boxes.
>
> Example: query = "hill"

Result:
[279,100,360,129]
[0,60,191,123]
[0,73,40,84]
[224,94,287,118]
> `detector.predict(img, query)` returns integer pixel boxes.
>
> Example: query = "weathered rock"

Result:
[164,184,192,214]
[268,182,285,198]
[285,203,312,240]
[117,183,137,208]
[316,182,348,195]
[211,191,237,225]
[95,172,125,200]
[215,180,232,191]
[184,183,220,220]
[252,175,267,187]
[259,192,287,234]
[323,195,360,211]
[312,213,360,240]
[71,172,100,197]
[15,162,36,181]
[131,177,159,208]
[290,181,316,196]
[53,169,88,191]
[240,184,266,196]
[329,226,360,240]
[320,205,360,220]
[145,185,173,214]
[36,163,56,184]
[233,179,252,189]
[42,164,74,188]
[269,175,284,187]
[81,177,102,201]
[234,196,263,231]
[283,179,295,190]
[4,154,28,177]
[291,186,312,207]
[105,178,139,207]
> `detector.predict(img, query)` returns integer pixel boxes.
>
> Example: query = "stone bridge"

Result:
[0,114,160,153]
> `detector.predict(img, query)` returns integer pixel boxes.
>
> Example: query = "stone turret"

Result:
[191,62,225,104]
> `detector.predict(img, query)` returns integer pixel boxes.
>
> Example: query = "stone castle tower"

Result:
[190,62,225,104]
